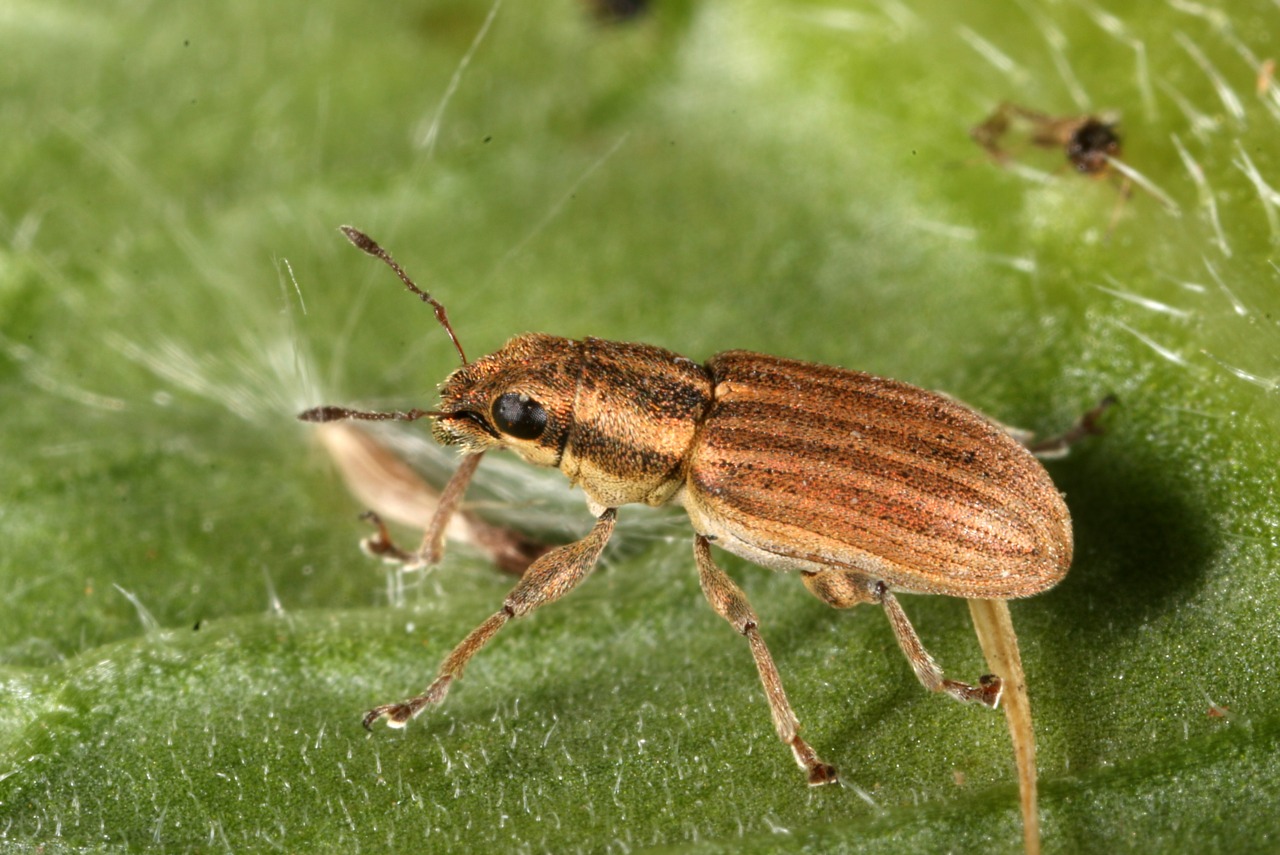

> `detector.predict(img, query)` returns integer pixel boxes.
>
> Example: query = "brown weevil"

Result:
[301,227,1089,787]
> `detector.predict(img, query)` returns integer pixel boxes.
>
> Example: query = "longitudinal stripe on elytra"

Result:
[696,414,1018,511]
[702,384,1034,479]
[693,418,1044,546]
[695,473,1046,582]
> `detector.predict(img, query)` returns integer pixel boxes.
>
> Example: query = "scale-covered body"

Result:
[435,334,1072,599]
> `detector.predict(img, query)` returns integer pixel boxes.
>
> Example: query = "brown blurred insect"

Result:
[583,0,649,24]
[301,227,1090,786]
[971,102,1122,175]
[971,102,1134,237]
[1257,59,1275,96]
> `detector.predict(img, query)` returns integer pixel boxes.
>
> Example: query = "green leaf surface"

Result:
[3,0,1278,851]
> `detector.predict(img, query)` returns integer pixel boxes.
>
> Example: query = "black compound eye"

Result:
[491,392,548,440]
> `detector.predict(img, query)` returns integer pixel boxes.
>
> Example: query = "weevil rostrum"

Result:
[301,227,1082,787]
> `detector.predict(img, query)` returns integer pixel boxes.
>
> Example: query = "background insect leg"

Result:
[364,509,617,729]
[693,537,838,786]
[970,102,1046,163]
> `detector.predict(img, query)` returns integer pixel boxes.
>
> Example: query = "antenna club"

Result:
[339,225,380,255]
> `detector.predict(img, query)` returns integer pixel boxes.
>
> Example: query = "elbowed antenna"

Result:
[339,226,469,365]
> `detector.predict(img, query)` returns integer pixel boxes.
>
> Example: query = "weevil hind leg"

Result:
[1023,395,1116,460]
[939,395,1114,460]
[803,572,1002,709]
[694,537,838,786]
[364,509,617,729]
[878,584,1003,708]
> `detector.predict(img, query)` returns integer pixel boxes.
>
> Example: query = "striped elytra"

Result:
[687,350,1072,599]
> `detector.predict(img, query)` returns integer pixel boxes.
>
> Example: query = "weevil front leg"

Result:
[803,572,1002,708]
[362,451,486,568]
[694,537,838,786]
[364,509,617,728]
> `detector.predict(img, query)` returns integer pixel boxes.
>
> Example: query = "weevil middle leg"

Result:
[803,571,1003,708]
[694,536,839,786]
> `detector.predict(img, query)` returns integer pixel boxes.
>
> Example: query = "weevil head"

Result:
[432,333,580,469]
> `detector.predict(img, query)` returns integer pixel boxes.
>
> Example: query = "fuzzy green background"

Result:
[2,1,1278,852]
